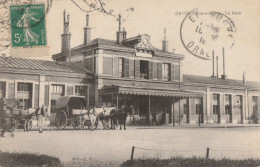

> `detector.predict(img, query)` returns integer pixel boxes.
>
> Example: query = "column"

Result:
[179,98,181,125]
[206,87,210,124]
[39,75,45,107]
[172,98,175,126]
[116,94,119,108]
[244,90,248,124]
[87,85,90,107]
[188,97,192,124]
[148,96,151,126]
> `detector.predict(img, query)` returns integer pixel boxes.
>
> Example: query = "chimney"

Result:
[212,50,215,77]
[116,14,124,44]
[123,27,127,40]
[243,72,246,83]
[221,47,227,80]
[216,56,219,78]
[61,10,71,56]
[84,13,91,45]
[162,28,168,52]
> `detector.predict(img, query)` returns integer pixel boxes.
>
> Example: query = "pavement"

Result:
[1,123,259,163]
[25,122,260,131]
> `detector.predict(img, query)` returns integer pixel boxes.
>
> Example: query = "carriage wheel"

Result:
[71,118,77,130]
[55,110,67,130]
[27,119,33,131]
[8,118,16,132]
[93,117,99,130]
[102,119,111,130]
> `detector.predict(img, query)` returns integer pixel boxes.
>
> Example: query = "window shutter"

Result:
[67,86,73,95]
[149,61,153,80]
[135,60,140,79]
[103,57,113,75]
[124,58,130,78]
[44,85,49,106]
[34,84,39,108]
[171,64,175,81]
[175,64,180,81]
[210,94,214,115]
[129,59,135,78]
[157,62,162,80]
[153,62,157,79]
[114,57,119,77]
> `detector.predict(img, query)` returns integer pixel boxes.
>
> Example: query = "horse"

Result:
[110,105,134,130]
[35,105,49,133]
[81,107,104,131]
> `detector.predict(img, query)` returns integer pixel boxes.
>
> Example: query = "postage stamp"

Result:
[10,3,46,47]
[180,9,236,60]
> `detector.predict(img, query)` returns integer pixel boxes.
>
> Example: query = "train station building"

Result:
[0,11,259,125]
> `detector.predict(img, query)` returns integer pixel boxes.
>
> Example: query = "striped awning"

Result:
[99,85,203,98]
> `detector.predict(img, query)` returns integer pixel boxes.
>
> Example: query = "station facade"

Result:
[0,11,259,125]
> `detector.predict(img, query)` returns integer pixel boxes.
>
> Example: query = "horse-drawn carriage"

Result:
[3,99,34,132]
[54,95,133,130]
[55,96,108,130]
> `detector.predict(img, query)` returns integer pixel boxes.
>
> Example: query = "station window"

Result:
[51,84,65,95]
[75,86,86,96]
[162,63,170,81]
[17,82,30,91]
[213,94,220,115]
[119,58,125,77]
[140,60,149,79]
[225,95,231,115]
[51,100,56,113]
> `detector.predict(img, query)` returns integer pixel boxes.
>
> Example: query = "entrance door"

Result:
[0,82,6,98]
[213,94,220,123]
[184,104,189,123]
[196,103,203,123]
[139,96,149,124]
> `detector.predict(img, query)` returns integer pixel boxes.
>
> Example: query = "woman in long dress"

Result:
[17,7,40,45]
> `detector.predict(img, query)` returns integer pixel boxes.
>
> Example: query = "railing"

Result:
[129,146,260,161]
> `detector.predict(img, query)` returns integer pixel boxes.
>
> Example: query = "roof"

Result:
[56,95,86,108]
[99,85,203,98]
[183,75,260,88]
[53,37,179,58]
[71,38,133,51]
[0,56,90,74]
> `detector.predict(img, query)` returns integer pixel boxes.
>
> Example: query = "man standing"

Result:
[36,105,47,133]
[0,96,14,137]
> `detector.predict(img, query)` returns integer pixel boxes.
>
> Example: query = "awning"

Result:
[99,85,203,98]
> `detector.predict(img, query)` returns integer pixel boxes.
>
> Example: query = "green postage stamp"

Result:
[10,4,46,47]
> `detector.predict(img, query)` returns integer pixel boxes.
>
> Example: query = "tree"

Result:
[70,0,134,22]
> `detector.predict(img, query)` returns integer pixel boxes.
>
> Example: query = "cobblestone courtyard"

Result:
[0,126,259,163]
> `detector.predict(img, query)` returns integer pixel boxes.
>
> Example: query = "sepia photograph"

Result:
[0,0,260,166]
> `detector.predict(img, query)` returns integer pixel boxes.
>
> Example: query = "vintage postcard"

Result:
[0,0,259,166]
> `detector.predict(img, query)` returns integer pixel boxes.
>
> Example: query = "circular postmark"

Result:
[180,9,236,60]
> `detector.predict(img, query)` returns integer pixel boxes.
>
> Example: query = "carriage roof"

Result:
[4,99,18,108]
[56,95,86,109]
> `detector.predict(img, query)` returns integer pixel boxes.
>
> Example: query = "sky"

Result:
[11,0,260,82]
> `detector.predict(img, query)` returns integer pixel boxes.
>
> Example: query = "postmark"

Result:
[180,9,236,60]
[10,3,46,47]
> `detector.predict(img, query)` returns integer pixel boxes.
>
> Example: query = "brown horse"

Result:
[110,105,134,130]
